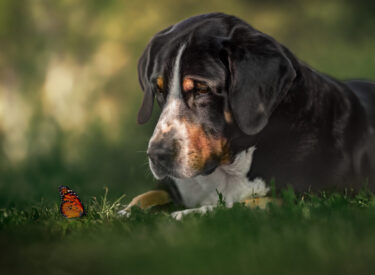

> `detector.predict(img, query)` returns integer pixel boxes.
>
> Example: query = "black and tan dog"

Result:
[119,13,375,219]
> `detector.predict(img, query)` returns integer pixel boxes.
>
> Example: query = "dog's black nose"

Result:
[147,144,175,167]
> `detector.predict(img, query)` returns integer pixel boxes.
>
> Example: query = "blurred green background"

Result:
[0,0,374,207]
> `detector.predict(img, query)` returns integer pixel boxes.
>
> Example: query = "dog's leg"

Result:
[242,197,282,209]
[171,205,216,220]
[170,197,282,220]
[118,190,171,216]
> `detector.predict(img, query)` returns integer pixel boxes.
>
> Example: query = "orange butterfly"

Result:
[59,185,86,218]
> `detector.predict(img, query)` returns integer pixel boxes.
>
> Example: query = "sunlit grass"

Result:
[90,186,126,219]
[1,189,375,274]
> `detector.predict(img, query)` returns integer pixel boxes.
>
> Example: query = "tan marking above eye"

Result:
[224,110,233,124]
[183,77,194,92]
[156,76,164,91]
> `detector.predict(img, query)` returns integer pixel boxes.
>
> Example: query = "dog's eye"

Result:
[195,82,209,94]
[156,86,164,94]
[182,77,210,94]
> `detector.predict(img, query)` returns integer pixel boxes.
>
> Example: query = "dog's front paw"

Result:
[117,208,131,218]
[171,205,215,220]
[171,209,189,220]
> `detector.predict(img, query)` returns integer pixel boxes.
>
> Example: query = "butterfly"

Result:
[59,185,86,218]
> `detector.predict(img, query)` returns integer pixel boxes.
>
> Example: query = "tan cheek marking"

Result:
[157,76,164,90]
[183,77,194,92]
[183,121,230,170]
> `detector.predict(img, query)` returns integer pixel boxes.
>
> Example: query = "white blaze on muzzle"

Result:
[148,44,192,178]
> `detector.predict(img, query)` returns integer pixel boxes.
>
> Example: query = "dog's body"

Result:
[121,13,375,218]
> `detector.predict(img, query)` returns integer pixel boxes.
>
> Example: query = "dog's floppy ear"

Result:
[137,43,155,124]
[222,27,296,135]
[137,84,154,124]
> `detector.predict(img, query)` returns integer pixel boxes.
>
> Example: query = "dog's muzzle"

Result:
[147,139,180,179]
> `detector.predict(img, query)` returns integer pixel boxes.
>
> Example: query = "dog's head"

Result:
[137,13,296,179]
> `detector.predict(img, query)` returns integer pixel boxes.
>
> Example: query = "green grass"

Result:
[1,189,375,275]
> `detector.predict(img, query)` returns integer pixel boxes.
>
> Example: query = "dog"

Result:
[119,13,375,219]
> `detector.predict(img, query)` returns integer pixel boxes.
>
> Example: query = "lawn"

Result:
[1,189,375,275]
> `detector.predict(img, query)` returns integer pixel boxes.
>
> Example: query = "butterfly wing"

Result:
[59,186,70,196]
[59,185,85,218]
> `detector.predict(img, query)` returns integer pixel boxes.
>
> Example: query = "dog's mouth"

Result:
[201,166,217,176]
[148,158,177,179]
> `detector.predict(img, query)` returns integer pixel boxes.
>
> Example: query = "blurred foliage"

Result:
[0,0,374,207]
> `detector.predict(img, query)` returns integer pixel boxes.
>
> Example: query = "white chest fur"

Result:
[173,147,269,208]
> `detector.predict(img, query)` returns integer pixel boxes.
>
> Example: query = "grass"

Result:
[1,188,375,275]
